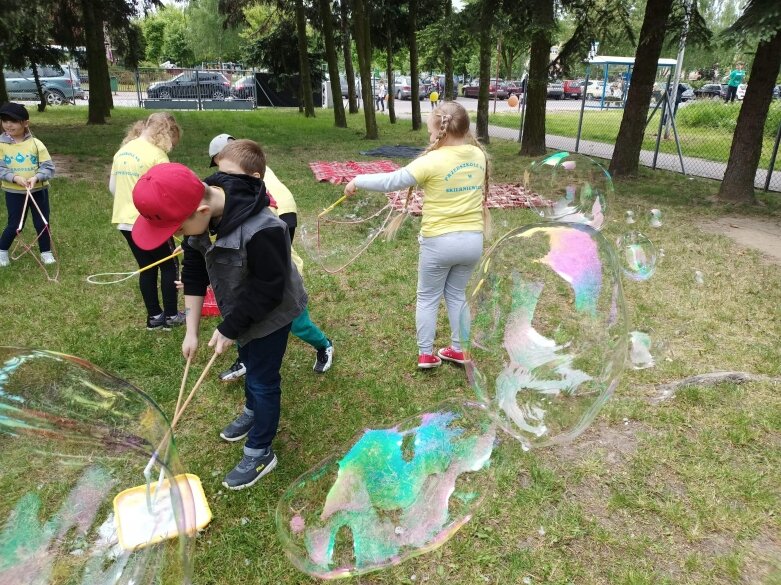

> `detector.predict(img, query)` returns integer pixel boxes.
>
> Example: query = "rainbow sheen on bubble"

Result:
[461,223,628,449]
[0,348,194,585]
[300,191,396,273]
[628,331,655,369]
[617,231,657,281]
[276,401,495,579]
[523,152,613,230]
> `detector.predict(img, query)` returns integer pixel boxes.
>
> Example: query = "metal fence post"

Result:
[765,121,781,192]
[196,69,202,111]
[575,67,590,153]
[135,69,142,107]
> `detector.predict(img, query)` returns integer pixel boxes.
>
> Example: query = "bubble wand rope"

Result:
[10,187,59,282]
[87,246,183,284]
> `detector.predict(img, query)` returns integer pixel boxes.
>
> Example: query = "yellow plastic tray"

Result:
[113,473,212,551]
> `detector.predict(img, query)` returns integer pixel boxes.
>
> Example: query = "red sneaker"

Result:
[417,353,442,369]
[437,346,467,365]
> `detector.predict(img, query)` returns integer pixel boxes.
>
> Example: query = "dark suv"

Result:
[147,71,231,100]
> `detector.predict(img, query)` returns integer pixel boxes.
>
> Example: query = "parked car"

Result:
[693,83,725,99]
[394,76,427,100]
[562,79,582,99]
[546,80,564,99]
[504,80,525,97]
[3,65,84,105]
[679,83,695,102]
[146,70,231,100]
[339,75,361,99]
[585,79,607,99]
[462,79,507,99]
[231,75,256,101]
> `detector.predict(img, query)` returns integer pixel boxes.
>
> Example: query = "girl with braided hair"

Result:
[344,101,490,369]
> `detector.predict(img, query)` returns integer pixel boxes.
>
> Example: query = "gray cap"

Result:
[208,133,235,166]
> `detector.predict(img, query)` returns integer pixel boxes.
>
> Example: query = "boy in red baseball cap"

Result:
[133,162,308,490]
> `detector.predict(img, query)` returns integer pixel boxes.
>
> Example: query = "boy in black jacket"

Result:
[132,161,307,490]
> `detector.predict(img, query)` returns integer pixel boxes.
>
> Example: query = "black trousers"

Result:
[0,189,51,252]
[120,230,179,318]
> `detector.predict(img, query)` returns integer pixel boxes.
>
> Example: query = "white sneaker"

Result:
[41,252,56,265]
[0,250,9,267]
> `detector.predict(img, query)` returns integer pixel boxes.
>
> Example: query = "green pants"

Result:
[291,306,329,350]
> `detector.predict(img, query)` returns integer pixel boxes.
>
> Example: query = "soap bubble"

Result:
[276,400,496,579]
[523,152,613,230]
[300,191,395,273]
[628,331,655,369]
[625,210,636,224]
[649,209,662,228]
[694,270,704,285]
[617,231,657,281]
[461,223,628,450]
[0,348,194,584]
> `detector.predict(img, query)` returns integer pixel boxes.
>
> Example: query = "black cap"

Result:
[0,102,29,121]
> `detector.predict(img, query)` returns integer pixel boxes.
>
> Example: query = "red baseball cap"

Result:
[132,163,206,250]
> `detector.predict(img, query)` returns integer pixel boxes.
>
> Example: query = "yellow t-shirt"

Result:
[110,137,169,225]
[264,167,304,274]
[1,137,52,192]
[405,145,485,237]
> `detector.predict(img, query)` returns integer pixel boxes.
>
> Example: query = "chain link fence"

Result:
[484,85,781,192]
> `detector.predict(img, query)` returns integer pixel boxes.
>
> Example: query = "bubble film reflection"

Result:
[649,209,663,228]
[628,331,655,369]
[617,231,657,281]
[0,348,194,585]
[462,223,628,449]
[276,401,495,579]
[523,152,613,230]
[299,192,395,273]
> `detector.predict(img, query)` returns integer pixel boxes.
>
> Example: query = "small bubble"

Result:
[625,210,635,224]
[240,517,249,526]
[244,559,250,566]
[395,526,405,535]
[649,208,662,228]
[694,270,704,285]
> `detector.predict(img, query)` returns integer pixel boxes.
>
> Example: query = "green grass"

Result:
[1,107,780,584]
[485,100,781,169]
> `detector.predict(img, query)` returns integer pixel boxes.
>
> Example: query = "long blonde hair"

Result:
[121,112,181,153]
[385,101,491,240]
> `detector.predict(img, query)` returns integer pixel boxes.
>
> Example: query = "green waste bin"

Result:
[110,76,118,93]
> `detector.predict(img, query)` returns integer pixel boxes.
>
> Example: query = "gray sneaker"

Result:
[222,448,277,490]
[219,410,254,442]
[165,311,186,328]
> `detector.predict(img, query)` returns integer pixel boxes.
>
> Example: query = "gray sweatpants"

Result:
[416,231,483,355]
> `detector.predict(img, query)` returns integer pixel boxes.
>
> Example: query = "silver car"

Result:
[3,65,84,105]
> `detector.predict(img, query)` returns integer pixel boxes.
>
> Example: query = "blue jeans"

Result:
[239,322,292,450]
[0,189,51,252]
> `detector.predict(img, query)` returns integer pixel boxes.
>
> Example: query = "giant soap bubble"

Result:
[0,348,195,584]
[461,223,628,449]
[524,152,614,230]
[276,400,496,579]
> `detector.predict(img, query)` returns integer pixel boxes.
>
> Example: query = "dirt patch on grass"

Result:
[52,154,111,183]
[698,216,781,265]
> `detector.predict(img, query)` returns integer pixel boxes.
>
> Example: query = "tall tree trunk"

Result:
[0,59,8,104]
[31,61,47,113]
[319,0,347,127]
[295,0,315,117]
[409,0,421,130]
[475,0,494,143]
[386,31,396,124]
[443,0,454,101]
[520,0,553,156]
[718,30,781,204]
[609,0,673,176]
[353,0,378,138]
[82,0,109,124]
[101,28,113,114]
[340,0,359,114]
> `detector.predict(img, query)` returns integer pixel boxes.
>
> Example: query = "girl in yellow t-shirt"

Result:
[344,101,490,370]
[109,112,184,330]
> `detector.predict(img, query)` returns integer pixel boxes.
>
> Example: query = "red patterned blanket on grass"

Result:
[309,160,401,184]
[385,183,550,214]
